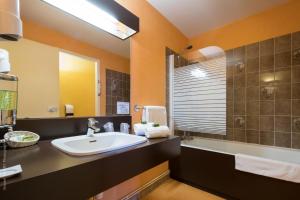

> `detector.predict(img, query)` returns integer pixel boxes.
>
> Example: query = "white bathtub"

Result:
[181,137,300,165]
[170,136,300,199]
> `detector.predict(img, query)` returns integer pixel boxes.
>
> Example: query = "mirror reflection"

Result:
[0,0,131,119]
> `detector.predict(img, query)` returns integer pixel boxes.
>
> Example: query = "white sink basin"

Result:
[51,132,147,156]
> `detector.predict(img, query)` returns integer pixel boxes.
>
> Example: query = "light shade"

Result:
[0,0,22,41]
[42,0,139,40]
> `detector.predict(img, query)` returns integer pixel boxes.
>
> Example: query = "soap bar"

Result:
[0,165,22,179]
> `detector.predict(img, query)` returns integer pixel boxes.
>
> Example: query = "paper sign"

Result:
[117,101,130,114]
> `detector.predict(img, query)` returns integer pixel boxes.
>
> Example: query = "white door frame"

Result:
[59,50,101,116]
[168,54,174,135]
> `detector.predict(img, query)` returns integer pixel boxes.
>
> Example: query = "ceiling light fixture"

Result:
[41,0,139,40]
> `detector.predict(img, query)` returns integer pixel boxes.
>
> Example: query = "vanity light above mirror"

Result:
[41,0,139,40]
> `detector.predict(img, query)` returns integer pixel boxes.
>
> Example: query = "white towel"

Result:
[235,153,300,183]
[133,123,154,136]
[142,106,167,126]
[145,126,170,139]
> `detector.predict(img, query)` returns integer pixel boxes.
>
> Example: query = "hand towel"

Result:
[142,106,167,126]
[145,126,170,139]
[133,123,154,136]
[235,153,300,183]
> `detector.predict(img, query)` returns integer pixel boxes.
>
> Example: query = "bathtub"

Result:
[170,137,300,200]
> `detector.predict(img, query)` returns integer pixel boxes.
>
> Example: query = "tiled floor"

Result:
[142,179,224,200]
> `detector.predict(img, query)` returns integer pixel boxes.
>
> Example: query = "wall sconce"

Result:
[294,118,300,131]
[235,62,245,72]
[261,86,275,99]
[111,79,117,92]
[235,116,245,129]
[293,49,300,59]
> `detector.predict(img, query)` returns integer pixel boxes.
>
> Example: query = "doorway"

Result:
[59,51,100,117]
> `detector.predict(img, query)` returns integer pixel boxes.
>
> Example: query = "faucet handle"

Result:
[88,118,98,126]
[88,118,100,132]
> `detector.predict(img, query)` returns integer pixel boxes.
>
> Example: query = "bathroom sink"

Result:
[51,132,147,156]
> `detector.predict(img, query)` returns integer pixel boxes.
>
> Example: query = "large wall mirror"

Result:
[0,0,130,119]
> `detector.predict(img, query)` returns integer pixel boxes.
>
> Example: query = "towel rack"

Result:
[134,105,144,112]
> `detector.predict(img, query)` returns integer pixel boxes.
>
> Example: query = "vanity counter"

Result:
[0,136,180,200]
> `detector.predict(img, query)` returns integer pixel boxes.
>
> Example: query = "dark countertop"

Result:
[0,135,180,200]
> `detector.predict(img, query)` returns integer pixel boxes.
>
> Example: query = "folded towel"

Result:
[145,126,170,139]
[142,106,167,126]
[133,123,154,136]
[235,153,300,183]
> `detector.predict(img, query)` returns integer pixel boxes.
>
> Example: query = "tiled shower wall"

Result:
[106,69,130,115]
[168,31,300,150]
[225,31,300,149]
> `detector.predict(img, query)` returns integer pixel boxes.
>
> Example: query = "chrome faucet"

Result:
[87,118,100,137]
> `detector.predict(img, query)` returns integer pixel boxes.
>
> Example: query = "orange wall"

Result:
[22,18,130,115]
[189,0,300,51]
[118,0,188,124]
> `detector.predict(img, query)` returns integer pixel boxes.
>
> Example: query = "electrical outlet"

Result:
[48,106,58,113]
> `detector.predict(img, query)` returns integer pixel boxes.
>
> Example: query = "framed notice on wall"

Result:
[117,101,130,114]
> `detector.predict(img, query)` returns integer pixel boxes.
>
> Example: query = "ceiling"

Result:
[148,0,288,38]
[20,0,130,58]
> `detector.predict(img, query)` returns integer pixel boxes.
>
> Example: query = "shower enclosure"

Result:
[168,31,300,149]
[168,47,226,137]
[167,30,300,200]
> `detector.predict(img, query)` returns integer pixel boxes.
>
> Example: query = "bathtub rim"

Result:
[181,136,300,157]
[171,142,300,200]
